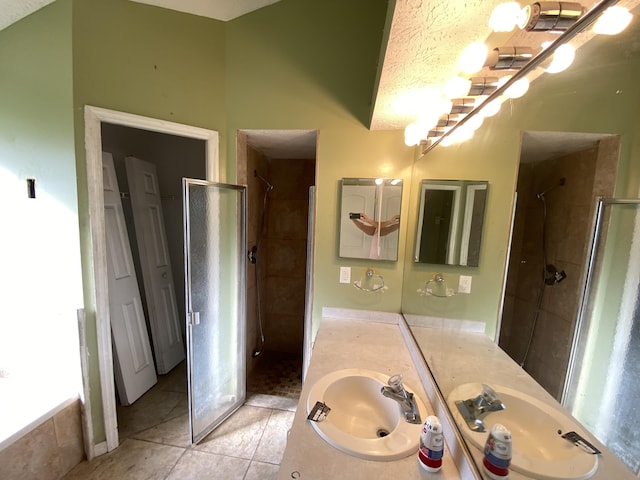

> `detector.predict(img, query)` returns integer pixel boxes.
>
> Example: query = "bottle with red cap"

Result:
[417,415,444,472]
[483,423,512,479]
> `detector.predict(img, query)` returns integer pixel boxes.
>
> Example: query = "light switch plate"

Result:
[339,267,351,284]
[459,275,472,294]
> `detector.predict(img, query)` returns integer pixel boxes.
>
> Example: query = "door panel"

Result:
[102,152,157,405]
[183,179,246,444]
[126,156,185,374]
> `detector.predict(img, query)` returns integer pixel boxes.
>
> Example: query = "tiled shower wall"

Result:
[265,158,315,354]
[245,145,270,373]
[500,137,618,400]
[244,147,315,360]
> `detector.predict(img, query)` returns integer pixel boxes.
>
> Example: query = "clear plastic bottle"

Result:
[482,423,512,479]
[417,415,444,472]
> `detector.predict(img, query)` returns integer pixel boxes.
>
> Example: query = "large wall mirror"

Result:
[339,178,402,261]
[414,180,488,266]
[401,1,640,477]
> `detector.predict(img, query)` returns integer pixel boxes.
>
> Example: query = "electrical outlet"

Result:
[339,267,351,284]
[459,275,472,294]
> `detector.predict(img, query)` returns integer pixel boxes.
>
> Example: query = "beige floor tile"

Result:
[245,460,279,480]
[165,449,249,480]
[245,393,298,412]
[117,389,184,439]
[132,413,190,448]
[194,405,271,459]
[62,438,184,480]
[253,410,295,464]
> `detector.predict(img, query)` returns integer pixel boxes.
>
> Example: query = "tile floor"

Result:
[63,352,302,480]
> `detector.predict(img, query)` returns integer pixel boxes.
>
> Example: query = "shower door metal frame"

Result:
[183,178,247,445]
[562,197,640,407]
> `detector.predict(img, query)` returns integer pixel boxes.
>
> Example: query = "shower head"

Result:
[254,170,274,191]
[536,177,566,199]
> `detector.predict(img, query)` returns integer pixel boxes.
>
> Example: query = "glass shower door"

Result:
[183,179,246,444]
[564,198,640,474]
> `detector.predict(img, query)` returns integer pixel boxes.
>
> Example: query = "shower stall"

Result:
[239,130,317,399]
[499,134,619,400]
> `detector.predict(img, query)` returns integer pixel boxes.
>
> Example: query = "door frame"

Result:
[83,105,219,456]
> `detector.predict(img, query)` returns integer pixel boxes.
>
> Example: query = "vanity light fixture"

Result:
[437,114,461,128]
[450,98,476,114]
[416,0,621,155]
[487,46,535,69]
[469,77,500,96]
[428,128,447,138]
[518,2,585,32]
[445,76,500,99]
[593,6,633,35]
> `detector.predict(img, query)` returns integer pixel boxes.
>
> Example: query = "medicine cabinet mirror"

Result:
[339,178,402,261]
[414,180,488,267]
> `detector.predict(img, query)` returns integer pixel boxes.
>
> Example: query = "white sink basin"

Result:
[306,368,427,461]
[448,383,598,480]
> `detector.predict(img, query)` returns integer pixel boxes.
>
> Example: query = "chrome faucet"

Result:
[455,384,505,432]
[381,374,422,424]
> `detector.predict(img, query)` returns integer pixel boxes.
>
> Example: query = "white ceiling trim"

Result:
[128,0,282,21]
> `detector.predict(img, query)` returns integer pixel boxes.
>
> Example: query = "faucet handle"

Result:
[481,384,500,403]
[388,374,404,392]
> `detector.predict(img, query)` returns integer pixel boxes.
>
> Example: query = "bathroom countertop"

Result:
[277,316,462,480]
[408,324,637,480]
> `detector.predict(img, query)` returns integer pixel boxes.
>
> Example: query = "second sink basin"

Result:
[448,383,598,480]
[306,368,427,461]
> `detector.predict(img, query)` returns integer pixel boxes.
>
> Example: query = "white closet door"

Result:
[103,152,157,405]
[126,156,185,374]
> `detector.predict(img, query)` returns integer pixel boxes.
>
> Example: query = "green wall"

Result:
[72,0,228,443]
[225,0,413,334]
[0,0,83,431]
[401,27,640,340]
[70,0,409,444]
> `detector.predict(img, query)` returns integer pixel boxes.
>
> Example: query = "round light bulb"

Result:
[404,123,421,147]
[489,2,522,32]
[499,75,529,99]
[465,114,484,132]
[545,44,575,73]
[458,42,489,74]
[478,98,502,117]
[593,6,633,35]
[445,76,472,99]
[416,111,440,133]
[516,4,533,29]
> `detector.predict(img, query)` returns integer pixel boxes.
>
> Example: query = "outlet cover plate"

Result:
[459,275,472,294]
[339,267,351,284]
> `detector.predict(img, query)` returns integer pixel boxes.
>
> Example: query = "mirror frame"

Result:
[414,180,488,266]
[338,177,403,261]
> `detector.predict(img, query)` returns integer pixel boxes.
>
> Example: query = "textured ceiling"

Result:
[0,0,54,31]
